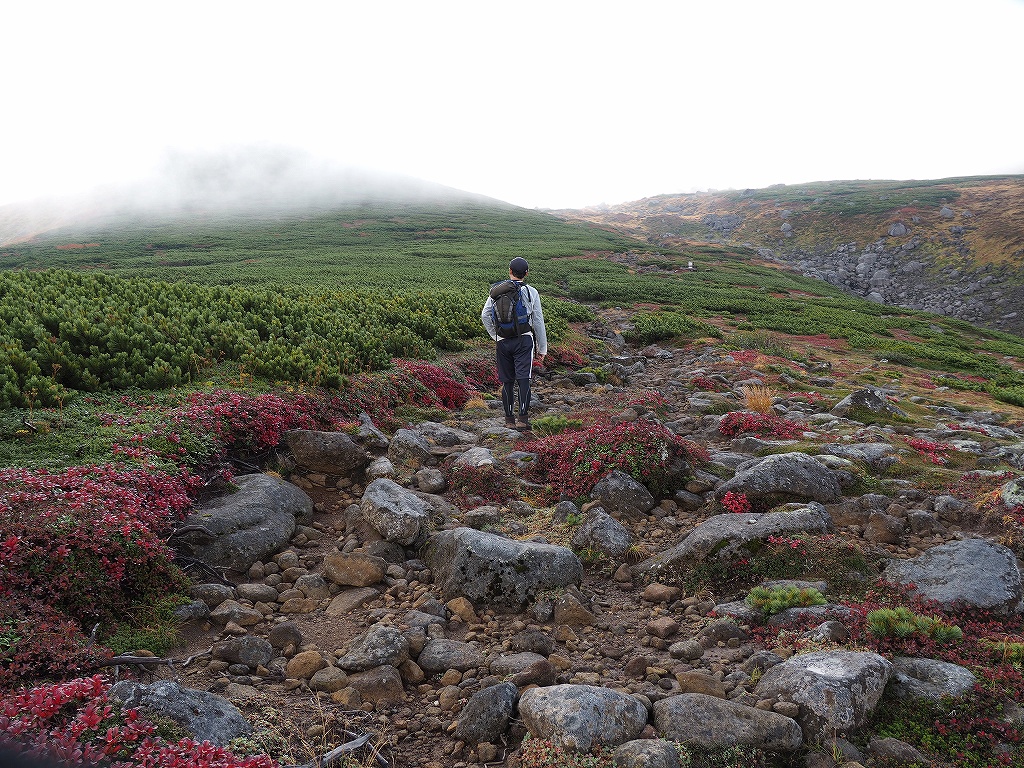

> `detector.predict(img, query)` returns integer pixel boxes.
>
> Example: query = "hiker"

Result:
[481,257,547,431]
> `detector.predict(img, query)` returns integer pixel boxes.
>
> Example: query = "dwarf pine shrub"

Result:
[745,585,827,618]
[866,607,963,643]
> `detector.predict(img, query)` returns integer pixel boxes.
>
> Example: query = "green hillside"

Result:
[3,195,1024,411]
[0,201,644,293]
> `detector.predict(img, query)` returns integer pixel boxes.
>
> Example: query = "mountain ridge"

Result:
[552,175,1024,336]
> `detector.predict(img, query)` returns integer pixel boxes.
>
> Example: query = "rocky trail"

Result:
[123,320,1024,768]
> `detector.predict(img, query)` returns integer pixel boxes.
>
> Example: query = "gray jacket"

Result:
[481,281,547,355]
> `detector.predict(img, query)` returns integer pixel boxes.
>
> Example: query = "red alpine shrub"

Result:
[0,675,277,767]
[521,417,708,500]
[718,411,804,440]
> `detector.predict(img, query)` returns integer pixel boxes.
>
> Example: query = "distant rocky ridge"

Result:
[554,176,1024,336]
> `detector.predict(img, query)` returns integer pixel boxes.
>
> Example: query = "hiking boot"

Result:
[516,418,532,432]
[504,417,517,428]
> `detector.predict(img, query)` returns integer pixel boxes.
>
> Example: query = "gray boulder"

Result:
[454,682,518,744]
[423,527,582,609]
[388,428,432,468]
[818,442,899,471]
[171,474,312,572]
[888,656,977,701]
[831,387,908,418]
[354,413,390,453]
[366,456,396,481]
[715,452,842,504]
[571,508,633,558]
[653,693,803,752]
[614,740,681,768]
[490,652,548,677]
[415,421,478,447]
[633,504,833,577]
[417,639,486,673]
[1001,477,1024,508]
[415,467,447,494]
[211,635,274,668]
[591,470,656,520]
[109,680,250,746]
[884,538,1023,613]
[518,684,648,752]
[361,478,429,546]
[453,446,497,468]
[285,429,369,476]
[336,624,410,671]
[754,650,893,740]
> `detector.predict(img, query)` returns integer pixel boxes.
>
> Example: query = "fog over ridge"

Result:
[0,145,498,247]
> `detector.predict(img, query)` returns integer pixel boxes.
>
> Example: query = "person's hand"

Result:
[536,354,545,364]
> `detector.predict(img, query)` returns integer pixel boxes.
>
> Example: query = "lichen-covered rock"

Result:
[613,739,681,768]
[360,478,429,546]
[417,639,486,673]
[591,470,656,520]
[388,428,433,469]
[633,504,833,577]
[754,650,892,740]
[715,452,842,505]
[454,682,518,744]
[653,693,803,752]
[109,681,249,746]
[336,624,410,672]
[888,656,977,701]
[171,474,312,572]
[571,508,633,557]
[884,538,1023,613]
[211,635,273,668]
[285,429,369,476]
[830,387,908,418]
[423,527,582,609]
[518,684,648,752]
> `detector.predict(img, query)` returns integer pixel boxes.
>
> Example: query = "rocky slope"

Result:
[132,319,1024,768]
[553,176,1024,336]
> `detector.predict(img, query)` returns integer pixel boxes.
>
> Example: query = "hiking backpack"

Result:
[489,280,533,337]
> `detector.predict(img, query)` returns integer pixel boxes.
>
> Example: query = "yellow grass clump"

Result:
[740,384,776,414]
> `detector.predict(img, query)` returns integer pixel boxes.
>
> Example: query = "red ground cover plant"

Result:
[544,345,586,369]
[721,490,752,514]
[0,464,199,681]
[847,583,1024,767]
[521,417,708,501]
[901,436,953,464]
[343,359,471,419]
[947,421,990,436]
[718,411,804,440]
[690,375,728,392]
[0,675,277,768]
[748,580,1024,766]
[452,356,500,390]
[444,460,518,507]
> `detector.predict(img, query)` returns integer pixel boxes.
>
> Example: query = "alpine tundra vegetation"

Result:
[4,180,1024,768]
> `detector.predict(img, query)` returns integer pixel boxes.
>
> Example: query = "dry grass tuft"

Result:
[740,384,776,414]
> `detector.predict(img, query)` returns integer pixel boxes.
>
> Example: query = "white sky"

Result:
[3,0,1023,210]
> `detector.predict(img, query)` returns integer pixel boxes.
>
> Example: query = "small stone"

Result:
[446,597,479,624]
[646,617,680,639]
[331,687,363,708]
[441,668,464,686]
[286,650,327,680]
[437,685,463,712]
[642,584,681,603]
